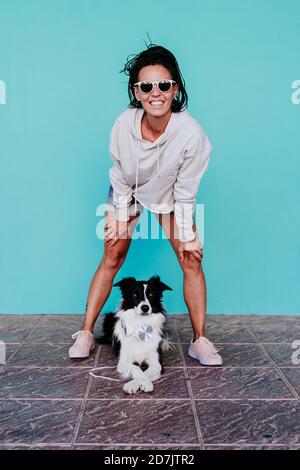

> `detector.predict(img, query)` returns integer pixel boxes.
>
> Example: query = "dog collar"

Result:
[138,324,153,341]
[120,319,153,341]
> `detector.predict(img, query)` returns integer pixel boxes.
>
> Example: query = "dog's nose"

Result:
[141,304,149,314]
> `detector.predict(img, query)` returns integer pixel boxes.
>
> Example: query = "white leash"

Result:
[88,323,157,382]
[89,319,172,382]
[89,366,130,382]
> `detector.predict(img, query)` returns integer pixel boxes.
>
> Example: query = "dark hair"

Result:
[120,43,188,113]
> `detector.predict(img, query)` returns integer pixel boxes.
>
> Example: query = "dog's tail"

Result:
[95,312,117,344]
[161,337,176,352]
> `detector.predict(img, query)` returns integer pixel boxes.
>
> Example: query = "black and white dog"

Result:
[96,275,174,394]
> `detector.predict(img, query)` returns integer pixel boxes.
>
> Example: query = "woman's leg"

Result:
[155,212,206,339]
[82,210,141,332]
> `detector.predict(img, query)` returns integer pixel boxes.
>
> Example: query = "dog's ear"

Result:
[148,275,172,292]
[113,277,136,292]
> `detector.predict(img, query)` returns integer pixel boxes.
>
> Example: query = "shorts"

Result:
[105,184,144,217]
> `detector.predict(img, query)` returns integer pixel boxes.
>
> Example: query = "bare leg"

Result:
[82,211,140,332]
[155,212,206,339]
[182,255,206,338]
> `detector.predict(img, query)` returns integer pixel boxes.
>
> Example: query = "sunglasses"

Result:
[134,79,176,94]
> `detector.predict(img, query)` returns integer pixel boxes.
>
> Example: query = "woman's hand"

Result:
[178,236,203,262]
[104,213,129,246]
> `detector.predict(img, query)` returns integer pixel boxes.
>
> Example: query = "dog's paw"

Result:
[123,380,140,394]
[139,378,154,393]
[117,364,131,380]
[144,368,161,382]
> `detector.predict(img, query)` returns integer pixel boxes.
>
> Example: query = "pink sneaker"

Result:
[68,330,95,358]
[188,336,222,366]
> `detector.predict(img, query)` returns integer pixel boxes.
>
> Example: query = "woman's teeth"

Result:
[150,101,164,106]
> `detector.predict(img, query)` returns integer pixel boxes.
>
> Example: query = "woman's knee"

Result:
[102,243,128,270]
[178,251,202,273]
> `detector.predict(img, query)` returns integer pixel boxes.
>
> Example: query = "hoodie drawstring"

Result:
[134,143,160,215]
[157,144,160,178]
[134,152,140,215]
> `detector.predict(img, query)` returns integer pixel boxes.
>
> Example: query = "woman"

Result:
[69,44,222,366]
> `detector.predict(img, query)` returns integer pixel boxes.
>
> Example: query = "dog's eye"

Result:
[133,293,138,298]
[147,292,153,297]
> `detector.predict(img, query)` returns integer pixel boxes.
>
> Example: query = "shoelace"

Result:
[197,337,219,353]
[72,330,81,340]
[71,330,92,340]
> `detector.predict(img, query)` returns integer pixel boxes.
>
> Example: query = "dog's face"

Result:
[113,275,172,316]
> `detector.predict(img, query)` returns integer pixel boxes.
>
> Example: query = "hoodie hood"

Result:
[129,107,190,214]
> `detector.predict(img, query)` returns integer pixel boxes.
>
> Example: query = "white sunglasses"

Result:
[134,79,176,94]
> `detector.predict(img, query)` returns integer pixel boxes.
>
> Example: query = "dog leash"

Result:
[88,325,176,382]
[89,324,154,382]
[89,366,129,382]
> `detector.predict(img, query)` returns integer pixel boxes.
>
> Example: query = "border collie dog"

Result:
[97,275,173,394]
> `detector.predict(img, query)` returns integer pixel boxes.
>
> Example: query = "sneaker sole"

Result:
[188,350,222,366]
[68,343,95,359]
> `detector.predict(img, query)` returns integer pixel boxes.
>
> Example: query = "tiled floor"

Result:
[0,313,299,450]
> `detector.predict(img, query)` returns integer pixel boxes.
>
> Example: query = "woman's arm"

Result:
[108,119,133,222]
[173,131,213,243]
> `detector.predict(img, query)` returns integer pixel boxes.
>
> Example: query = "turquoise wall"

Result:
[0,0,299,315]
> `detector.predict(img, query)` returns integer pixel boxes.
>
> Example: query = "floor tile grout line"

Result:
[204,443,299,446]
[0,442,201,448]
[272,366,300,369]
[75,442,298,448]
[0,444,73,448]
[204,444,300,449]
[21,315,46,340]
[272,368,300,402]
[0,398,297,402]
[176,319,202,446]
[177,322,261,343]
[3,365,297,370]
[70,344,102,449]
[176,319,204,450]
[0,442,300,450]
[179,366,292,370]
[4,344,25,365]
[0,442,298,448]
[245,325,300,402]
[0,398,85,401]
[0,365,100,370]
[243,322,300,345]
[192,398,298,401]
[1,365,99,370]
[178,339,259,344]
[172,320,180,343]
[1,364,75,370]
[6,340,298,345]
[72,443,203,447]
[246,325,300,401]
[7,342,98,345]
[3,364,298,370]
[3,316,47,364]
[183,341,299,345]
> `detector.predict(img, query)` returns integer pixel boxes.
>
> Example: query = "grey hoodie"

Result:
[108,107,213,242]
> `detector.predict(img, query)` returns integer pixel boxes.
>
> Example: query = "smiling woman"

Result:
[68,42,222,367]
[135,68,179,142]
